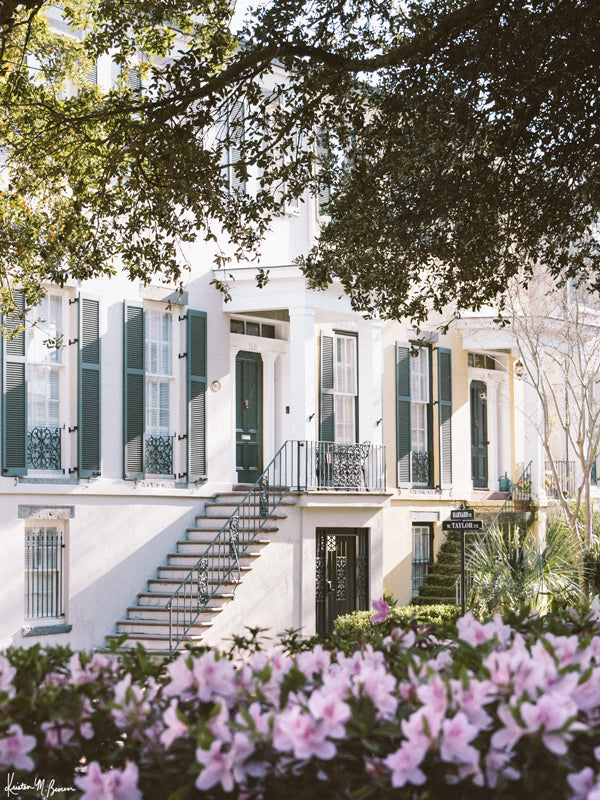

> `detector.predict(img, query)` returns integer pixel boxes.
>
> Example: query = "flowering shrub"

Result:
[3,602,600,798]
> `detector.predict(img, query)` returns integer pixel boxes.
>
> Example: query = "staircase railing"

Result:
[455,461,533,606]
[166,439,386,651]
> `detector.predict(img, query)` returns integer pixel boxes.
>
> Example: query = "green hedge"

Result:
[334,603,461,639]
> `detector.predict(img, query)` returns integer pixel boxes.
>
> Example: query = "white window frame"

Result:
[410,346,430,485]
[333,333,357,444]
[144,305,176,476]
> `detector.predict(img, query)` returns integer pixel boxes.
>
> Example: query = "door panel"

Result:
[316,529,369,634]
[236,351,263,483]
[470,380,488,488]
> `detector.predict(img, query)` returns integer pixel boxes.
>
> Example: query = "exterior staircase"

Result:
[106,491,295,652]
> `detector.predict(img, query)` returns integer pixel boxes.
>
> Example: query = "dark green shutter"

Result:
[320,334,334,441]
[123,302,144,479]
[396,343,411,485]
[187,310,207,482]
[438,348,453,488]
[78,297,101,478]
[2,291,27,476]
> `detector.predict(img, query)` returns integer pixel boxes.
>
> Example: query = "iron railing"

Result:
[455,461,533,606]
[25,527,65,619]
[166,439,386,650]
[145,434,174,475]
[544,460,575,499]
[27,426,61,470]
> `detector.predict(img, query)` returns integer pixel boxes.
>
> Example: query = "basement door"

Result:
[470,380,489,488]
[315,529,369,634]
[236,351,263,483]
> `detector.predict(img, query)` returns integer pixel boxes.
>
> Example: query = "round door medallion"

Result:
[210,380,221,392]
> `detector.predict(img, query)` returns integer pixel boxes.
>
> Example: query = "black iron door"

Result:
[316,529,369,634]
[470,380,488,488]
[236,351,263,483]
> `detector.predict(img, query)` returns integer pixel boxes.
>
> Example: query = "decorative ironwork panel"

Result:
[145,434,173,475]
[315,557,326,602]
[27,427,61,470]
[356,555,368,598]
[336,555,347,601]
[259,475,269,518]
[411,450,430,484]
[330,443,368,489]
[229,516,240,561]
[327,534,337,552]
[197,559,209,605]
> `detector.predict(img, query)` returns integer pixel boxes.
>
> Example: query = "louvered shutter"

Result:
[320,334,335,442]
[438,348,453,488]
[396,343,411,485]
[78,297,101,478]
[2,291,27,476]
[228,100,246,193]
[187,310,207,482]
[123,303,144,479]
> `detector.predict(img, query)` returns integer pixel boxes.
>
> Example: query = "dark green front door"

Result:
[470,380,488,488]
[236,351,263,483]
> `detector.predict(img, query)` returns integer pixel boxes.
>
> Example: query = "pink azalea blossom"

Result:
[491,704,526,752]
[307,688,351,739]
[41,720,75,749]
[439,712,480,764]
[160,699,189,749]
[235,701,271,737]
[370,597,390,624]
[191,651,237,704]
[296,645,332,677]
[163,654,194,699]
[415,676,448,716]
[401,707,443,750]
[196,733,264,792]
[519,693,577,755]
[457,612,493,647]
[75,760,141,800]
[273,705,336,761]
[0,724,36,771]
[484,747,520,789]
[111,674,151,730]
[568,767,597,800]
[383,741,428,788]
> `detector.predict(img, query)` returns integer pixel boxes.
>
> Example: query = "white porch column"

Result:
[523,379,546,502]
[357,318,383,445]
[288,307,317,441]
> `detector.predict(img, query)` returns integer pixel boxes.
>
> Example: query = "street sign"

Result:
[442,520,483,531]
[450,508,475,520]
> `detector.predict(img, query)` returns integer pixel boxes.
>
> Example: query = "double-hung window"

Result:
[412,524,433,598]
[396,343,453,488]
[144,309,173,474]
[26,295,62,471]
[320,332,358,444]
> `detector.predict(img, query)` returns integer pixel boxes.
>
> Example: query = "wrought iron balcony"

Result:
[144,434,174,475]
[292,440,386,491]
[27,426,61,470]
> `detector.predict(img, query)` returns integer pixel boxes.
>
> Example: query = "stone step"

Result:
[126,603,224,622]
[155,564,252,582]
[136,589,235,607]
[115,617,213,637]
[192,513,288,530]
[186,525,280,541]
[175,537,272,554]
[106,631,200,652]
[148,576,241,594]
[166,551,262,568]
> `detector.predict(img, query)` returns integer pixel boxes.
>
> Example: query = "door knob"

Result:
[244,399,249,409]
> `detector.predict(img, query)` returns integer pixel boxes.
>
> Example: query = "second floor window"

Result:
[26,295,63,470]
[320,332,358,444]
[145,309,172,438]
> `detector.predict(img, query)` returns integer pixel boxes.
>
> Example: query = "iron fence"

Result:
[544,460,575,499]
[25,527,65,619]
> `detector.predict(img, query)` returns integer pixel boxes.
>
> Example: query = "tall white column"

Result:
[357,318,383,445]
[262,351,277,462]
[288,307,317,441]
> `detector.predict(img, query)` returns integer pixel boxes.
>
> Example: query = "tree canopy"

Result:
[1,0,599,321]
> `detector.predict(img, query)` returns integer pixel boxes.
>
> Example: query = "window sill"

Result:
[22,623,72,637]
[18,476,78,485]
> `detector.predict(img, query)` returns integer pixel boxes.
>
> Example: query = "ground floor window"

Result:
[24,523,65,620]
[412,523,433,598]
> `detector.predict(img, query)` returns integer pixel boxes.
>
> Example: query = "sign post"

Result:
[442,505,483,614]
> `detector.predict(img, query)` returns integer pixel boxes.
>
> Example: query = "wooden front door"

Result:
[236,351,263,483]
[315,529,369,634]
[470,380,488,488]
